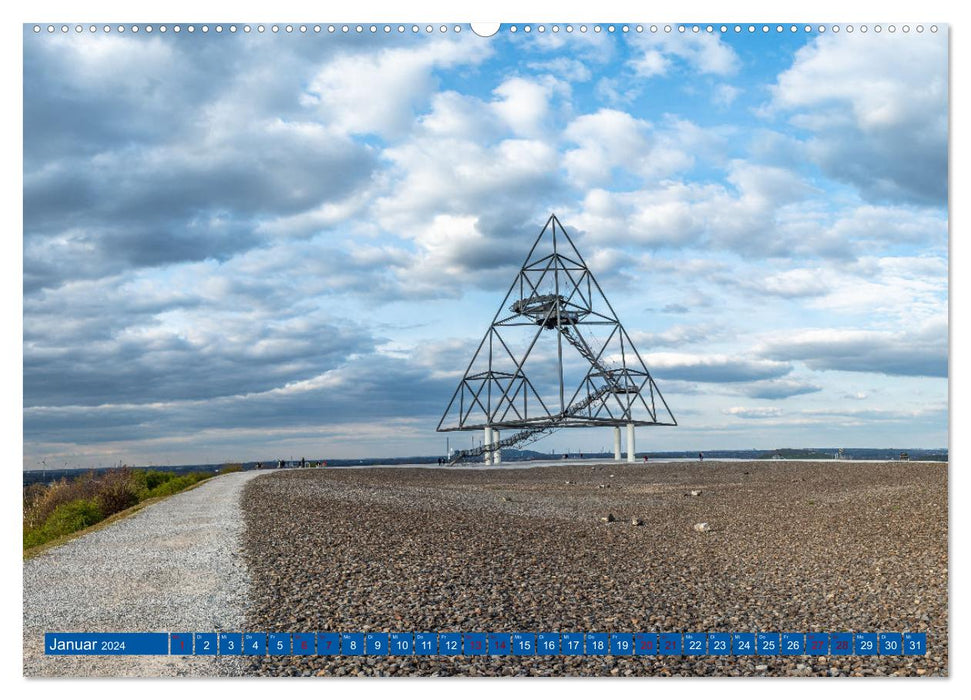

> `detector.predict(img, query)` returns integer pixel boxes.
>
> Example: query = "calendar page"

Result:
[21,16,949,681]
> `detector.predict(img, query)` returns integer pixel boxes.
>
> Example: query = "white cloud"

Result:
[809,256,947,322]
[34,34,181,95]
[376,135,557,230]
[595,77,639,106]
[743,268,831,298]
[563,109,654,187]
[723,406,785,419]
[643,352,792,383]
[826,205,947,250]
[491,77,559,137]
[371,85,561,235]
[526,57,593,83]
[630,33,740,78]
[631,324,722,348]
[770,31,947,204]
[571,186,705,247]
[742,380,822,400]
[526,29,615,65]
[304,38,491,137]
[562,112,727,189]
[757,317,947,378]
[631,49,670,77]
[568,159,812,252]
[418,91,499,139]
[713,84,741,107]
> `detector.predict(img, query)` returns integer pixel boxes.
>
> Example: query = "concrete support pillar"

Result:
[484,426,493,465]
[613,426,622,461]
[494,430,501,464]
[626,422,635,463]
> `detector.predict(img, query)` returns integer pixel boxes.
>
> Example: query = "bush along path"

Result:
[23,466,241,552]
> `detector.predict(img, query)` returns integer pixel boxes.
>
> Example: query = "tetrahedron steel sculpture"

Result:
[438,214,676,464]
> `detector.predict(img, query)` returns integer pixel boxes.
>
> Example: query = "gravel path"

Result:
[23,470,268,677]
[241,461,948,677]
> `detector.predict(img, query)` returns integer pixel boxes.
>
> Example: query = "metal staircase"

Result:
[447,381,613,464]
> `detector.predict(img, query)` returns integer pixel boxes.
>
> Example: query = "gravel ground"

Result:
[241,461,948,677]
[23,470,267,677]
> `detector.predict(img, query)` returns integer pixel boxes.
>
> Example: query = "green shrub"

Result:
[219,463,243,475]
[24,499,104,549]
[24,467,214,551]
[96,467,141,516]
[23,472,101,531]
[143,470,177,491]
[144,472,210,499]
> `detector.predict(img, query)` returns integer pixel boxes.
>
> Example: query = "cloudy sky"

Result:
[22,23,948,468]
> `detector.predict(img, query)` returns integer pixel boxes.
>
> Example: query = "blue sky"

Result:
[21,23,948,468]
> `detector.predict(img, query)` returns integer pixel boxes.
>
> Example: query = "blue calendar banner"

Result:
[170,633,192,655]
[732,633,756,655]
[683,633,705,656]
[634,633,658,656]
[830,633,852,656]
[390,633,413,655]
[219,633,242,655]
[513,633,535,656]
[414,632,437,655]
[439,633,462,655]
[268,633,290,655]
[464,633,487,656]
[903,633,927,656]
[488,633,511,655]
[781,633,805,656]
[855,633,878,656]
[293,633,315,655]
[586,633,609,655]
[42,629,924,657]
[244,633,266,655]
[757,633,779,656]
[341,632,364,656]
[806,633,828,656]
[317,632,339,656]
[708,633,731,656]
[366,633,388,655]
[561,632,585,655]
[537,633,560,655]
[194,633,217,656]
[879,633,902,656]
[609,633,633,656]
[659,633,682,656]
[44,633,169,656]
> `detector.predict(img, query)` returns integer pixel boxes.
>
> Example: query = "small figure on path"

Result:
[698,452,704,462]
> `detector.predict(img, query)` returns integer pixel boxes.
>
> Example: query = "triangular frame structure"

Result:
[437,214,676,451]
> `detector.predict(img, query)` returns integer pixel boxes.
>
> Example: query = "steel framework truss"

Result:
[437,214,676,460]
